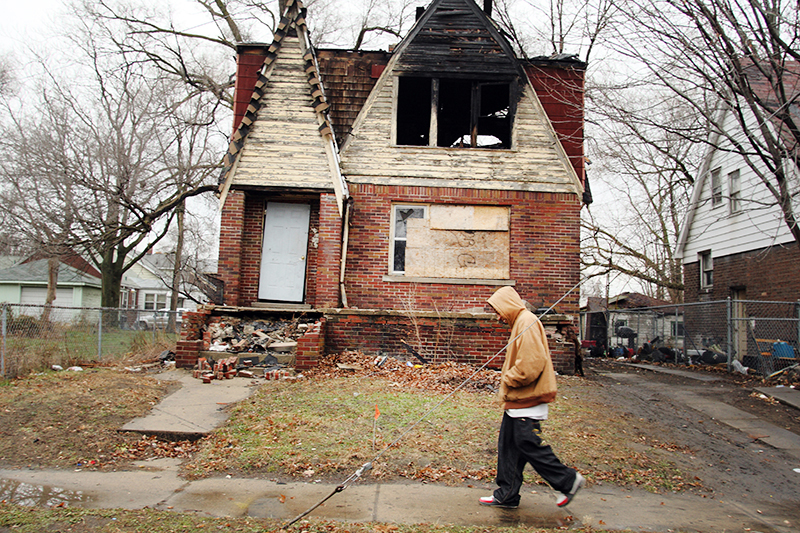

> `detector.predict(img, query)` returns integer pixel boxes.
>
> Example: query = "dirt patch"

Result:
[585,358,800,510]
[0,368,194,470]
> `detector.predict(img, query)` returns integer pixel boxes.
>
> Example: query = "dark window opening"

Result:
[396,78,431,146]
[438,79,473,147]
[477,83,511,148]
[397,77,512,149]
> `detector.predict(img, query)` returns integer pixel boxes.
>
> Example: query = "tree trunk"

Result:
[168,199,185,332]
[100,248,123,309]
[41,257,60,324]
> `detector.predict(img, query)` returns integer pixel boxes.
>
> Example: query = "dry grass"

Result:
[0,352,698,494]
[187,354,697,493]
[0,368,185,469]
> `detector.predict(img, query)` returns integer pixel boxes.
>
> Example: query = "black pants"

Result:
[492,413,577,505]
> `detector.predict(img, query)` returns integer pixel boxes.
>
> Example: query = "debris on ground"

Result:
[206,316,318,354]
[109,434,199,462]
[763,364,800,388]
[304,351,500,393]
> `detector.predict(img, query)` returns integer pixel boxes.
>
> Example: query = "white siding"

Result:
[231,35,334,190]
[341,77,581,193]
[681,107,799,262]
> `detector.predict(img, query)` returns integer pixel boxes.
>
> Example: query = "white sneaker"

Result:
[479,495,519,509]
[556,472,585,507]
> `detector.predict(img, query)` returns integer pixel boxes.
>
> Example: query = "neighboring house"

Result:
[0,256,103,322]
[581,293,681,352]
[199,0,586,372]
[676,63,800,304]
[676,62,800,362]
[122,252,204,312]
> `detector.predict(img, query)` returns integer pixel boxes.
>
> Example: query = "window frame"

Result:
[143,293,168,311]
[394,76,514,150]
[710,167,722,208]
[389,204,428,275]
[699,251,713,289]
[728,169,741,214]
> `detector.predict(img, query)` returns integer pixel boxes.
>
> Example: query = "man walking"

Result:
[480,286,584,509]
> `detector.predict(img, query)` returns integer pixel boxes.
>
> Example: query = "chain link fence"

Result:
[581,299,800,377]
[0,303,182,379]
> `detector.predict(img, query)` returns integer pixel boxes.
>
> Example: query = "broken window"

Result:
[395,77,512,149]
[396,78,432,146]
[392,205,427,273]
[390,204,510,279]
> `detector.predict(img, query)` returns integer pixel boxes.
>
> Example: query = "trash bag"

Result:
[701,350,726,365]
[732,359,749,375]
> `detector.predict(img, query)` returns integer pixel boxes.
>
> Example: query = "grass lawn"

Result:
[0,353,702,532]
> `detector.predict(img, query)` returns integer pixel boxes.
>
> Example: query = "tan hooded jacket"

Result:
[488,286,557,409]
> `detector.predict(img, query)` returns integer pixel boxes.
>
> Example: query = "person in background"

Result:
[564,326,584,377]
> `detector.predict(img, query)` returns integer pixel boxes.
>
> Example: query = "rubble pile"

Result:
[206,316,318,353]
[764,364,800,387]
[305,351,501,393]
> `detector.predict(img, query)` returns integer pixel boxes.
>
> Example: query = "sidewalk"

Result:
[0,460,791,532]
[1,367,798,533]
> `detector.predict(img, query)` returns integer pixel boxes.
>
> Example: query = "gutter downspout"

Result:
[339,197,354,308]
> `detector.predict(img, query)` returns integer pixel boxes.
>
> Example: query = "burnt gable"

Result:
[393,0,520,79]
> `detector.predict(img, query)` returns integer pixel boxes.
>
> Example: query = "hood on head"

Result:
[487,286,527,325]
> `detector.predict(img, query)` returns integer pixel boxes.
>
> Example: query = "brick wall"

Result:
[218,190,245,306]
[322,310,578,374]
[296,319,326,370]
[684,244,800,303]
[344,184,581,315]
[314,194,342,307]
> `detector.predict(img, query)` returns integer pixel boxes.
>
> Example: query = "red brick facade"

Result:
[344,184,581,314]
[177,309,580,374]
[323,311,578,373]
[684,244,800,303]
[218,192,339,307]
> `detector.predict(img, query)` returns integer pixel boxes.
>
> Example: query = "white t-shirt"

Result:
[506,403,548,420]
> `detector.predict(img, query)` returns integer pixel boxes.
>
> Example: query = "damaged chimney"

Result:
[232,44,269,135]
[484,0,492,16]
[416,6,425,20]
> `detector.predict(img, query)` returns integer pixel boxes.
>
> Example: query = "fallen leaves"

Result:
[305,351,500,394]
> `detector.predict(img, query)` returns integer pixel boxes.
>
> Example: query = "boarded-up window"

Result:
[391,204,510,279]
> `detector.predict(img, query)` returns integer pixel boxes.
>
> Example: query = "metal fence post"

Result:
[98,308,103,361]
[726,297,733,372]
[1,304,5,377]
[796,301,800,352]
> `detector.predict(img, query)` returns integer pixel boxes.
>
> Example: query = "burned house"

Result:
[178,0,587,373]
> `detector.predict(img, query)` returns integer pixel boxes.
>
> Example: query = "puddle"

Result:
[0,478,90,507]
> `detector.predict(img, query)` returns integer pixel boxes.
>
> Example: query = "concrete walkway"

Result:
[0,460,793,532]
[620,362,800,460]
[121,368,259,438]
[1,366,799,532]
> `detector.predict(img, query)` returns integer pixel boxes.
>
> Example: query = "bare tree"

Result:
[579,87,708,300]
[611,0,800,245]
[0,31,218,310]
[493,0,618,63]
